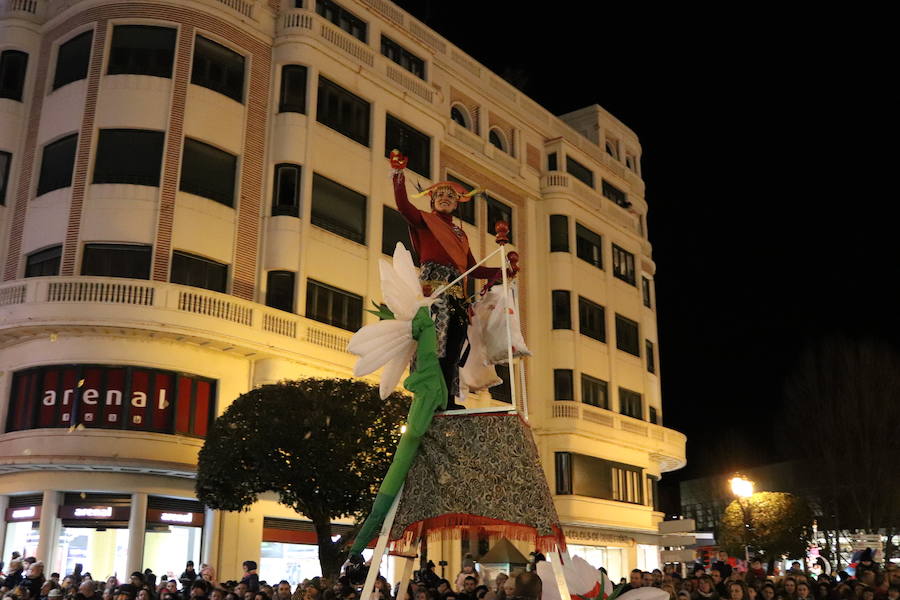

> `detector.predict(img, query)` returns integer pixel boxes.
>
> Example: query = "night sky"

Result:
[393,4,895,483]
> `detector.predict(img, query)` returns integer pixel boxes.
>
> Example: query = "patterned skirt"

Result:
[417,261,469,398]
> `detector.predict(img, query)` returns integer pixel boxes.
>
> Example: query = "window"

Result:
[279,64,307,113]
[646,340,655,373]
[272,163,301,217]
[316,0,367,42]
[490,364,512,404]
[381,35,425,79]
[555,451,643,504]
[581,374,608,409]
[547,152,557,171]
[25,245,61,277]
[602,180,630,208]
[619,388,643,420]
[555,452,572,495]
[191,35,244,102]
[171,251,228,293]
[317,76,370,146]
[566,155,594,188]
[53,31,93,90]
[553,369,573,401]
[179,138,237,207]
[450,105,469,129]
[37,134,78,196]
[552,290,571,330]
[385,115,430,177]
[647,474,660,510]
[81,244,151,279]
[578,296,605,342]
[612,244,635,285]
[0,50,28,100]
[306,279,362,332]
[649,406,658,425]
[612,465,643,504]
[266,271,296,313]
[604,138,619,159]
[488,128,507,153]
[93,129,164,186]
[625,153,637,173]
[486,195,513,243]
[0,151,10,205]
[382,205,417,263]
[641,276,652,308]
[311,173,366,244]
[107,25,176,78]
[615,314,640,356]
[447,174,475,225]
[575,224,602,269]
[549,215,569,252]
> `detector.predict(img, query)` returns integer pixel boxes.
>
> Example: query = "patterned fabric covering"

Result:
[416,261,468,398]
[389,412,566,553]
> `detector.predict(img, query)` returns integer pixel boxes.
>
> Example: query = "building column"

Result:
[126,493,148,573]
[36,490,61,564]
[0,495,8,554]
[201,507,219,569]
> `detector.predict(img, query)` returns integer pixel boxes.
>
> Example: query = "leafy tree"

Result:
[719,491,812,568]
[195,379,409,577]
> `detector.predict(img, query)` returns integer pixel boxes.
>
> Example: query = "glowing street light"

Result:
[730,475,754,498]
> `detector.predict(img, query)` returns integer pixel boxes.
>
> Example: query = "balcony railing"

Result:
[0,276,354,356]
[540,173,643,236]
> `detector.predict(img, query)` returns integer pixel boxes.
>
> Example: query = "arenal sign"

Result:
[6,364,216,437]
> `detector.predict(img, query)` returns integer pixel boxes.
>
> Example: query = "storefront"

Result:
[144,499,204,577]
[3,495,41,560]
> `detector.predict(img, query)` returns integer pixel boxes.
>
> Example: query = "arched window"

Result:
[450,104,470,129]
[489,127,507,153]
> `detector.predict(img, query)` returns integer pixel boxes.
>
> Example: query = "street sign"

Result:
[661,549,696,563]
[661,535,697,547]
[659,519,696,534]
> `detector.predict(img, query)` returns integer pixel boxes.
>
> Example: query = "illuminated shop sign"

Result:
[6,365,216,437]
[58,505,131,520]
[5,506,41,522]
[146,509,204,526]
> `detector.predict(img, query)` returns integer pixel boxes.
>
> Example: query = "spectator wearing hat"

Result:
[47,589,63,600]
[240,563,259,594]
[22,563,45,600]
[5,560,25,590]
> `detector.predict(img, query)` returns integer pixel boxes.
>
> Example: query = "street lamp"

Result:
[730,475,754,563]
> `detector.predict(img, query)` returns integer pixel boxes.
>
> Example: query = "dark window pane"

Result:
[171,251,228,293]
[93,129,164,186]
[81,243,151,279]
[447,174,476,225]
[550,214,569,252]
[0,151,11,205]
[649,407,658,425]
[37,134,78,196]
[575,224,602,269]
[553,369,573,401]
[642,276,652,308]
[317,76,370,146]
[0,50,29,101]
[279,64,307,113]
[547,152,557,171]
[490,363,511,404]
[612,244,636,285]
[619,387,643,420]
[179,138,237,207]
[381,35,425,79]
[647,474,660,509]
[191,35,244,102]
[266,270,296,313]
[53,31,93,90]
[581,374,608,409]
[646,339,655,373]
[489,129,505,152]
[305,279,362,331]
[273,163,301,217]
[316,0,367,42]
[602,179,630,208]
[450,106,467,128]
[555,452,572,495]
[552,290,571,330]
[385,115,430,177]
[107,25,176,78]
[25,245,61,277]
[486,195,513,243]
[578,296,605,342]
[570,453,613,499]
[615,314,640,356]
[382,205,417,264]
[311,173,366,244]
[566,155,594,188]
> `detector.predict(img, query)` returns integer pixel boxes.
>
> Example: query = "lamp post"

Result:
[730,475,754,564]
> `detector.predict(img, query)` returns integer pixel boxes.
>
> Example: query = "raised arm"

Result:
[390,150,424,227]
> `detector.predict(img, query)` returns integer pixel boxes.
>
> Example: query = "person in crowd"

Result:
[694,575,719,600]
[23,561,46,599]
[5,561,25,590]
[76,581,97,600]
[712,553,733,581]
[781,577,798,600]
[642,573,655,587]
[457,578,477,600]
[179,565,197,592]
[710,570,728,598]
[621,570,644,594]
[662,583,677,600]
[454,559,479,593]
[728,582,749,600]
[239,565,259,595]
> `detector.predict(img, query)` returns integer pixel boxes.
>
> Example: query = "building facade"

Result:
[0,0,686,585]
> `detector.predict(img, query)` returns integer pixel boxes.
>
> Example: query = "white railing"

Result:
[448,122,484,153]
[178,290,253,326]
[0,284,26,306]
[0,0,46,20]
[305,325,351,352]
[263,312,298,338]
[359,0,405,25]
[319,22,374,67]
[216,0,254,18]
[550,401,680,447]
[48,280,154,305]
[385,64,433,103]
[551,403,579,419]
[280,10,314,32]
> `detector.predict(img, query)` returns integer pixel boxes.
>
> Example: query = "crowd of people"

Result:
[2,550,898,600]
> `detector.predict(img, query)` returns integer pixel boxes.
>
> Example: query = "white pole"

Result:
[500,244,518,412]
[511,282,529,421]
[361,484,405,600]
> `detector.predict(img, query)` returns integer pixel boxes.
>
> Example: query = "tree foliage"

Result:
[719,492,813,564]
[195,379,410,577]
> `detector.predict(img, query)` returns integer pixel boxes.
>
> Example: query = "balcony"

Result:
[540,173,643,237]
[544,401,686,472]
[0,276,356,368]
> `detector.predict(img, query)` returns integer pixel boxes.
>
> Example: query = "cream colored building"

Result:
[0,0,685,585]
